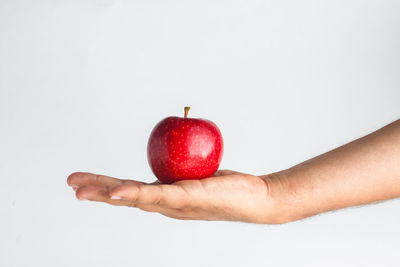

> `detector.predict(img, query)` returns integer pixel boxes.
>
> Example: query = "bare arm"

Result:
[67,119,400,224]
[266,119,400,223]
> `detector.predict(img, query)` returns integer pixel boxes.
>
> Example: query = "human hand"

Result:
[67,120,400,224]
[67,170,283,224]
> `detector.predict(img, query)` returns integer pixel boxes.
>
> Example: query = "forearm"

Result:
[265,119,400,223]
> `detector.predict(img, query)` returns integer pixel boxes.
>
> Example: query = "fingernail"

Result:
[110,195,122,200]
[78,197,88,201]
[72,185,78,191]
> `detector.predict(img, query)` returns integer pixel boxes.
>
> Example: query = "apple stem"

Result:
[184,106,190,118]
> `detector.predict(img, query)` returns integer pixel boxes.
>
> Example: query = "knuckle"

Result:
[152,198,163,206]
[126,186,141,207]
[152,185,165,205]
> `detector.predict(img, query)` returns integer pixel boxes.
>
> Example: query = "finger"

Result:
[76,185,199,220]
[213,169,240,177]
[67,172,144,188]
[75,185,108,201]
[74,185,185,213]
[109,184,192,209]
[75,185,133,206]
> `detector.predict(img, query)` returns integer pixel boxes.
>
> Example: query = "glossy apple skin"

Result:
[147,116,223,184]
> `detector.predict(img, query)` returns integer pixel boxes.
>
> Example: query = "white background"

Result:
[1,0,399,266]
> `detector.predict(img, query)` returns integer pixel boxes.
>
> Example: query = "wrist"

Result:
[260,169,311,224]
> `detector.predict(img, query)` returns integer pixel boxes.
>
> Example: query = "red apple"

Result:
[147,107,224,184]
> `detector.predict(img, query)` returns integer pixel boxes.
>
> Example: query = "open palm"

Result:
[67,170,277,223]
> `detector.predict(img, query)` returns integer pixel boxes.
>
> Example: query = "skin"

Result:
[67,119,400,224]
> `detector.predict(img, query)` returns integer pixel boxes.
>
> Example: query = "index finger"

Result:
[67,172,145,188]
